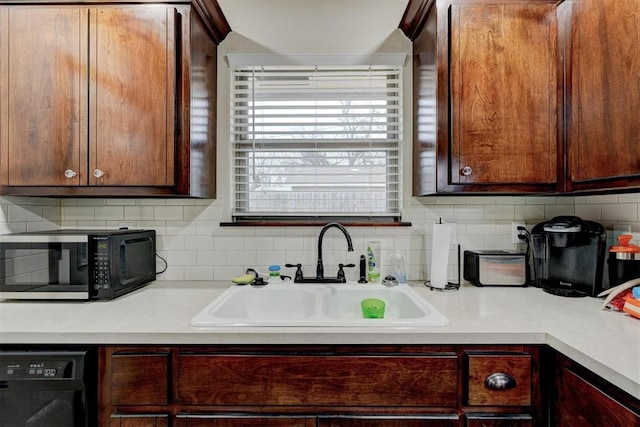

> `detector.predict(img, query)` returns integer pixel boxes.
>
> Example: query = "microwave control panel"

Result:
[91,237,110,290]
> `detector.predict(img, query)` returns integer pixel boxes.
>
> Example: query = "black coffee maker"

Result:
[531,216,606,297]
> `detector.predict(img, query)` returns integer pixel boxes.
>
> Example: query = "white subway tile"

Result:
[602,203,638,222]
[124,206,155,221]
[61,206,94,221]
[575,204,602,221]
[454,205,485,220]
[226,250,256,266]
[167,251,198,266]
[618,193,640,203]
[184,266,214,281]
[485,205,515,220]
[154,206,184,221]
[213,236,245,251]
[94,206,124,220]
[274,236,304,251]
[246,236,274,251]
[585,194,619,205]
[545,205,575,219]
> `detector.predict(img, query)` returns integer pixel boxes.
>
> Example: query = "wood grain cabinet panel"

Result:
[465,413,533,427]
[0,2,223,197]
[110,413,169,427]
[111,353,170,406]
[450,2,558,187]
[175,415,315,427]
[89,6,176,187]
[176,353,459,407]
[409,0,561,195]
[0,6,87,187]
[566,0,640,192]
[101,345,548,426]
[466,354,532,406]
[318,415,461,426]
[553,359,640,426]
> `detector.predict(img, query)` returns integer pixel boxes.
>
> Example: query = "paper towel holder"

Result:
[424,244,461,291]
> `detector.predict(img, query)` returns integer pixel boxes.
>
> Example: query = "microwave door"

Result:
[0,240,90,300]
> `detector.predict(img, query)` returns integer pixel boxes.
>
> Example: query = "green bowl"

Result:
[361,298,385,319]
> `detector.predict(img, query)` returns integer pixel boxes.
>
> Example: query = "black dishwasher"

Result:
[0,349,96,427]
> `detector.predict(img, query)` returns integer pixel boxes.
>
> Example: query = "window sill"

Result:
[220,220,412,227]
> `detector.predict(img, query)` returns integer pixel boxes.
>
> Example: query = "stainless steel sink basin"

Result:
[189,283,449,327]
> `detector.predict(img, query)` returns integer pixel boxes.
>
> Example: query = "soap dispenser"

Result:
[391,251,407,284]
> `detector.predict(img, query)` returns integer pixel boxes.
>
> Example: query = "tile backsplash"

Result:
[3,194,639,283]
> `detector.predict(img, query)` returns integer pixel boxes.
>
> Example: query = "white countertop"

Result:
[0,281,638,398]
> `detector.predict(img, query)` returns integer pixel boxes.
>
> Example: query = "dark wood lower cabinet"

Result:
[174,415,315,427]
[319,415,460,426]
[552,353,640,427]
[174,414,460,427]
[110,413,169,427]
[465,413,533,427]
[99,345,543,427]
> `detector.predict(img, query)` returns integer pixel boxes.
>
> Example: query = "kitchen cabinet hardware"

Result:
[461,166,473,176]
[92,169,104,179]
[484,372,517,391]
[64,169,77,179]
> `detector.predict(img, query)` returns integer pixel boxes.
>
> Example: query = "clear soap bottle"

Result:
[392,251,407,284]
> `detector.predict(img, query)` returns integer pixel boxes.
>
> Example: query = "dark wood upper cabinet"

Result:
[0,6,87,187]
[0,1,229,197]
[406,0,562,195]
[565,0,640,193]
[449,2,559,190]
[403,0,640,195]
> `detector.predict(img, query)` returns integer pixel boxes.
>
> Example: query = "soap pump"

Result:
[391,251,407,284]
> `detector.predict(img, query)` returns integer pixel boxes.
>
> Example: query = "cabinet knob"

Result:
[461,166,473,176]
[93,169,105,178]
[64,169,77,179]
[484,372,517,391]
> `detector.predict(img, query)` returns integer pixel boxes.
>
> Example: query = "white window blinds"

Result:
[231,65,402,218]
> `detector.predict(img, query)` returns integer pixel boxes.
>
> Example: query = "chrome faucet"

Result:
[316,222,354,279]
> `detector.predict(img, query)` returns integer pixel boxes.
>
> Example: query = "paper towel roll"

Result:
[430,222,452,289]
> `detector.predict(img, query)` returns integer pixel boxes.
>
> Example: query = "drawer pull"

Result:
[484,372,516,390]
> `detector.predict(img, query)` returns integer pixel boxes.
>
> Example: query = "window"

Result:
[231,65,402,220]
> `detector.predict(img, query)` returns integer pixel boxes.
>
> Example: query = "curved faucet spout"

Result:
[316,222,354,279]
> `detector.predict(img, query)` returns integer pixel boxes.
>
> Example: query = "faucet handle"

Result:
[337,263,356,282]
[285,263,304,281]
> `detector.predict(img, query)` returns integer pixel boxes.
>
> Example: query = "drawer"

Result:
[466,354,532,406]
[111,352,170,406]
[176,353,459,407]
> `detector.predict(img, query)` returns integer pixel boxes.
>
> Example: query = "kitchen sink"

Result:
[189,283,449,327]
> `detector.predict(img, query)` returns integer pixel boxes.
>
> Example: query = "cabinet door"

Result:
[174,415,315,427]
[0,6,88,186]
[466,354,532,406]
[449,2,559,189]
[110,352,170,406]
[567,0,640,192]
[89,6,176,186]
[111,413,169,427]
[319,415,461,426]
[176,353,458,407]
[553,365,640,426]
[465,414,533,427]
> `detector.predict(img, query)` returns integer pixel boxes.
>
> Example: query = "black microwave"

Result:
[0,229,156,300]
